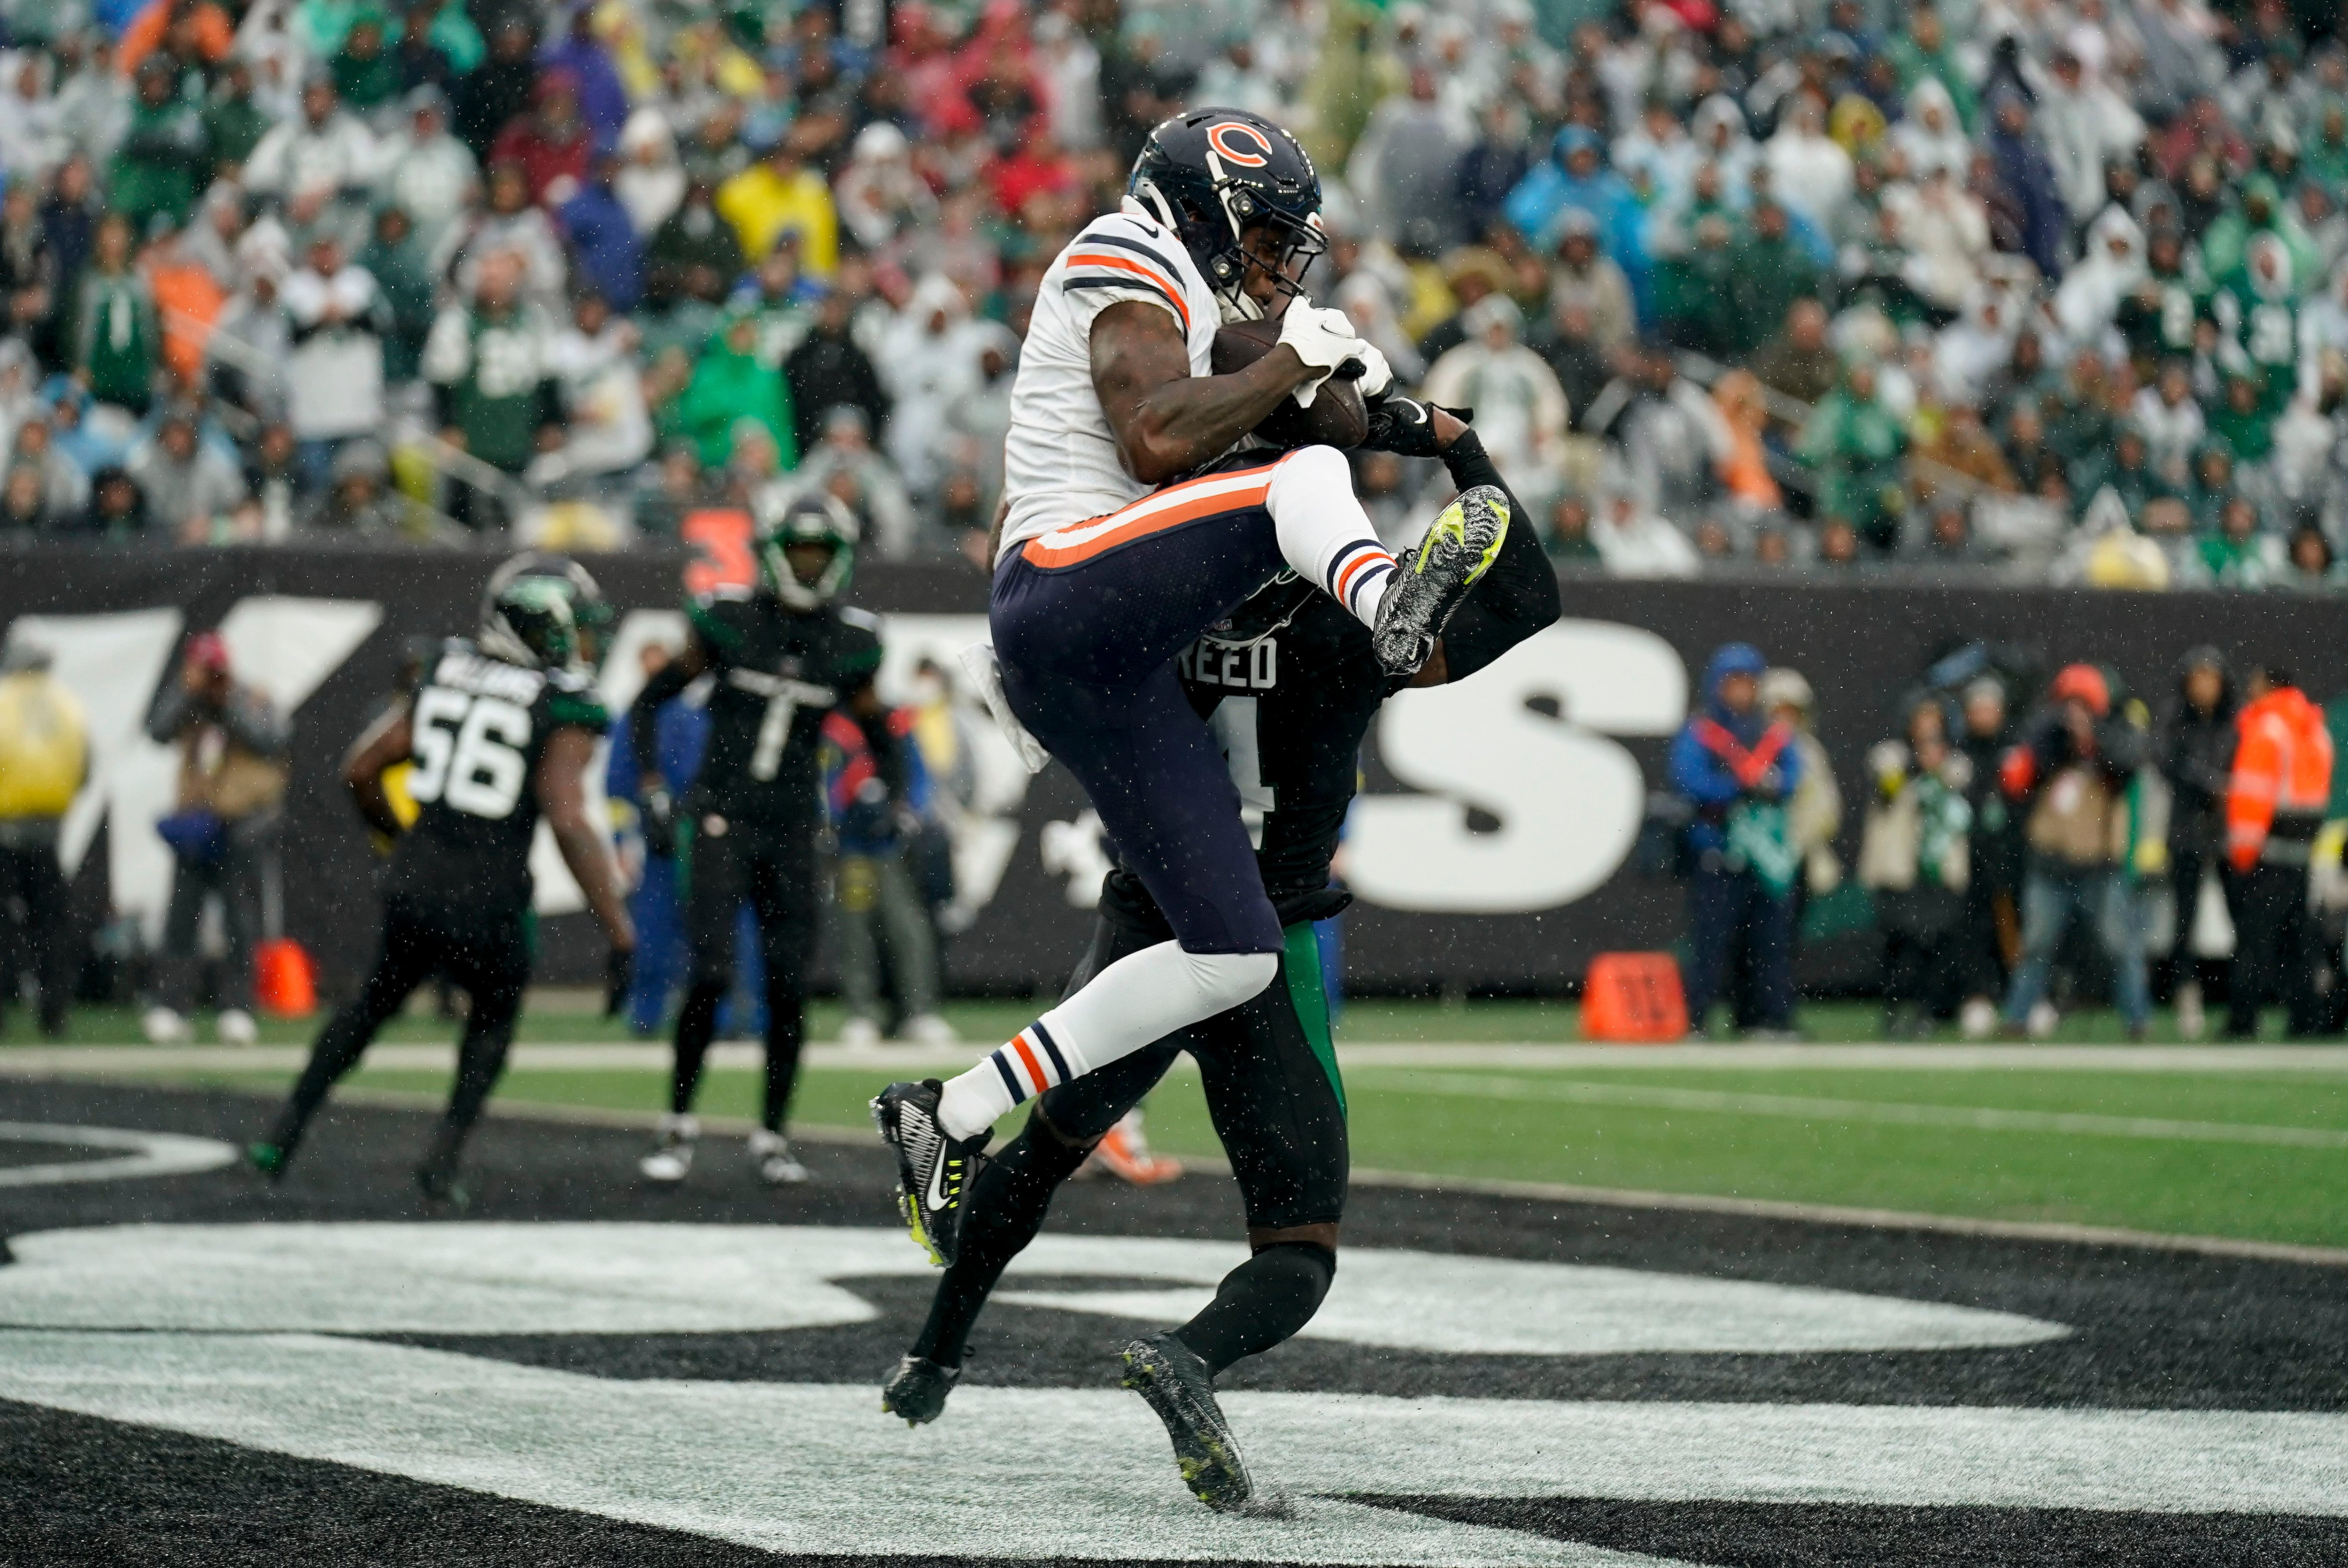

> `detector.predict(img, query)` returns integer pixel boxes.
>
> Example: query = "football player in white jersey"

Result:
[874,109,1511,1266]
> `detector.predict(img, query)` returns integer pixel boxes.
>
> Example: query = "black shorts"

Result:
[371,893,532,1023]
[1034,893,1348,1232]
[680,812,817,989]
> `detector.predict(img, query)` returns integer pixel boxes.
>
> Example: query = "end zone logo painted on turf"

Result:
[7,1222,2342,1564]
[0,1222,2077,1565]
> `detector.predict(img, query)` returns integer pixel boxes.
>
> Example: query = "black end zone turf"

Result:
[8,1079,2348,1568]
[1350,1496,2348,1567]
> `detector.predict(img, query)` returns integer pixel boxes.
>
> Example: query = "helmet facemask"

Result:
[756,493,860,610]
[479,553,608,676]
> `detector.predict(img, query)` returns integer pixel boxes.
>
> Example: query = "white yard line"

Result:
[9,1041,2348,1075]
[1358,1072,2348,1150]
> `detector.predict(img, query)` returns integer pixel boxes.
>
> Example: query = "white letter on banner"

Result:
[1346,621,1688,914]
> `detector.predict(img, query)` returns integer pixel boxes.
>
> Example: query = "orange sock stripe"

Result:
[1010,1032,1050,1094]
[1334,546,1394,606]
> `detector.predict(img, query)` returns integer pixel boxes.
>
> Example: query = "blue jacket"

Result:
[1668,643,1801,853]
[1506,129,1652,309]
[606,691,708,806]
[821,707,934,856]
[558,182,645,314]
[1988,119,2069,282]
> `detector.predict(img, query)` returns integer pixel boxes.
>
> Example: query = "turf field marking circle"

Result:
[0,1122,236,1188]
[0,1223,2065,1352]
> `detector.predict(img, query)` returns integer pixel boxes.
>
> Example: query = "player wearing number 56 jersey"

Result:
[626,492,886,1187]
[249,555,636,1208]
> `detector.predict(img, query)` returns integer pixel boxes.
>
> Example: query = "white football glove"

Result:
[1276,303,1366,407]
[1348,339,1394,400]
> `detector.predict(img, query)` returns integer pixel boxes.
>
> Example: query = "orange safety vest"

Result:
[2226,688,2334,870]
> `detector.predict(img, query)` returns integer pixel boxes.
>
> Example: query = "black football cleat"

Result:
[870,1080,988,1266]
[1121,1332,1254,1513]
[880,1354,961,1426]
[1370,484,1510,676]
[414,1162,472,1214]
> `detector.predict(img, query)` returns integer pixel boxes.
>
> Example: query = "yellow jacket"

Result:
[0,670,87,821]
[716,162,839,276]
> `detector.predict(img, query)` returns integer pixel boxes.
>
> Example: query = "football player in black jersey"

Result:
[628,492,885,1187]
[879,402,1559,1511]
[248,555,637,1209]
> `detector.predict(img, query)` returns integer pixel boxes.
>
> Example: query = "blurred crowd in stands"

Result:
[0,0,2345,584]
[1668,638,2347,1038]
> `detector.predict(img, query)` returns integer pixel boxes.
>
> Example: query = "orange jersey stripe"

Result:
[1020,463,1283,569]
[1065,254,1192,331]
[1010,1033,1049,1094]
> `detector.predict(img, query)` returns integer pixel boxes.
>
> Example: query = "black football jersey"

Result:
[1175,590,1387,901]
[386,638,610,915]
[685,591,884,829]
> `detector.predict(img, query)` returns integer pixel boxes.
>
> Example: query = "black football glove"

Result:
[1361,396,1472,458]
[604,945,635,1018]
[640,784,677,859]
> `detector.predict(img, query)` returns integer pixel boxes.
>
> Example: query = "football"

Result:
[1211,314,1372,451]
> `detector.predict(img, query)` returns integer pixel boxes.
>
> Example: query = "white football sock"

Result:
[935,942,1278,1140]
[1266,445,1395,628]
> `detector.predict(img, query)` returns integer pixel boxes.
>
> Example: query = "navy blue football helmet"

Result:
[1128,108,1325,320]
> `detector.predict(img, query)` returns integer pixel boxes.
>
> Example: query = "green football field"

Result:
[12,1000,2348,1249]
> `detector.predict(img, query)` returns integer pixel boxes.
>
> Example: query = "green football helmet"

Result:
[479,553,611,675]
[755,490,860,611]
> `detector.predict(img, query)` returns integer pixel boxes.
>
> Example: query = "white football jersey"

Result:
[997,200,1225,562]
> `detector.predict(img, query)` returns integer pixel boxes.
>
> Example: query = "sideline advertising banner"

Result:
[4,547,2342,997]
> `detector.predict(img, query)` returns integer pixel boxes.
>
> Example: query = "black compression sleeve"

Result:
[628,659,696,787]
[1436,431,1563,681]
[911,1119,1092,1368]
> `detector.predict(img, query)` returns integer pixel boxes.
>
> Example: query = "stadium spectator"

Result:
[2224,664,2336,1037]
[1997,664,2153,1038]
[378,87,479,257]
[280,230,387,488]
[421,249,557,531]
[242,73,378,250]
[299,439,406,534]
[490,69,591,207]
[2162,648,2236,1037]
[73,214,159,417]
[1763,668,1843,907]
[785,288,889,458]
[0,0,2329,578]
[1670,643,1803,1039]
[112,57,209,235]
[1860,696,1975,1036]
[142,630,289,1048]
[820,698,952,1048]
[1421,295,1570,516]
[125,402,245,541]
[0,639,86,1038]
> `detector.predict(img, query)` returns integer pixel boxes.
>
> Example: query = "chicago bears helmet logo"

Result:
[1205,121,1274,167]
